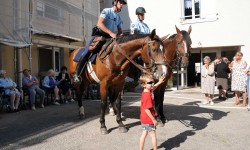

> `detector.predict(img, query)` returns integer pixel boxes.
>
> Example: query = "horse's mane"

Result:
[168,31,191,44]
[115,34,150,44]
[181,30,192,44]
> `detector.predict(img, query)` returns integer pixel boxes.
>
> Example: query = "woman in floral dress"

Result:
[231,51,247,106]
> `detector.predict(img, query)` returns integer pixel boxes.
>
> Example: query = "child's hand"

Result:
[159,74,166,83]
[153,119,158,126]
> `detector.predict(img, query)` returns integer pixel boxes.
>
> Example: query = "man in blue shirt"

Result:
[74,0,127,82]
[130,7,150,35]
[22,69,45,110]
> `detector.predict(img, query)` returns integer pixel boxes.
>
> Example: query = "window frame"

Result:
[36,1,64,21]
[180,0,218,24]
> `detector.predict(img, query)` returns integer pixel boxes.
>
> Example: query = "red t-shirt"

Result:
[140,92,155,124]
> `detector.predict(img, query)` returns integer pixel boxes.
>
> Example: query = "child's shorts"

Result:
[141,123,156,132]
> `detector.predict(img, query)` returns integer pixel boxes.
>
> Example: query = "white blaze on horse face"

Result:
[162,65,167,76]
[183,40,187,54]
[160,45,163,53]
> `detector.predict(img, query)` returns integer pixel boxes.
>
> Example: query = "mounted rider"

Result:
[73,0,127,82]
[129,7,150,80]
[130,7,150,35]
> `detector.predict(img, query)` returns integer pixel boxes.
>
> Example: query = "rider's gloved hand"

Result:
[110,32,117,38]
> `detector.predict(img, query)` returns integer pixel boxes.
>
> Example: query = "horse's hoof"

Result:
[109,112,115,116]
[109,108,115,116]
[157,121,165,127]
[119,126,128,133]
[79,114,85,119]
[100,127,108,135]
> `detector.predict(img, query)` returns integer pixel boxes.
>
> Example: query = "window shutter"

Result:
[200,0,218,20]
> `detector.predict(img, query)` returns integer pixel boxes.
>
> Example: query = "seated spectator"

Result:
[0,70,20,112]
[42,69,61,105]
[57,66,75,103]
[22,69,45,110]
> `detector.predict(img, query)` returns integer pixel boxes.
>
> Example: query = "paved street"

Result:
[0,88,250,150]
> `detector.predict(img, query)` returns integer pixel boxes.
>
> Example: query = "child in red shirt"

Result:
[139,74,165,150]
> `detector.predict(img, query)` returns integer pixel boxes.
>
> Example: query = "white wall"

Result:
[103,0,250,65]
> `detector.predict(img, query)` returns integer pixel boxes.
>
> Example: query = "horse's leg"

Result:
[108,87,115,116]
[159,88,166,120]
[112,91,128,133]
[75,83,85,119]
[99,82,109,134]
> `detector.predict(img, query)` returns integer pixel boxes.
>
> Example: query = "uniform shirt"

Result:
[140,91,155,124]
[100,8,123,33]
[0,77,20,95]
[22,75,39,90]
[130,19,150,34]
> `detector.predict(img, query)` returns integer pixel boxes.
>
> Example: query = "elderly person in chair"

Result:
[42,69,61,105]
[0,70,20,112]
[22,69,45,110]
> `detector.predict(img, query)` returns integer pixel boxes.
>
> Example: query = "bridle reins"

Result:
[163,35,190,69]
[114,37,166,75]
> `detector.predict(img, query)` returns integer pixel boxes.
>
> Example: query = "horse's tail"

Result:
[69,48,81,78]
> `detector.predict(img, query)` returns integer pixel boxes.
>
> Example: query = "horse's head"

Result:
[141,29,167,80]
[175,25,192,67]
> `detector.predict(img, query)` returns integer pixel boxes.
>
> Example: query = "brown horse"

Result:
[69,29,167,134]
[154,26,192,125]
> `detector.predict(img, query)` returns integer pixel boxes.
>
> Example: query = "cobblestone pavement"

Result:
[0,88,249,150]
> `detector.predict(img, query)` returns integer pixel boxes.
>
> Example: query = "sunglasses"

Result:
[146,81,154,85]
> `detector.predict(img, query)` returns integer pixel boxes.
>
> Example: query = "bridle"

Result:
[163,34,191,69]
[114,36,166,75]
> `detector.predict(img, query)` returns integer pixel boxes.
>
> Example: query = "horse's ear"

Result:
[175,25,181,34]
[150,29,156,39]
[188,25,192,35]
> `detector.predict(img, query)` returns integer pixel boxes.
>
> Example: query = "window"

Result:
[181,0,218,24]
[36,1,63,21]
[183,0,200,20]
[36,1,44,16]
[54,50,60,72]
[39,46,62,73]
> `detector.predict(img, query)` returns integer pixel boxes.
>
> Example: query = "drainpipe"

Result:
[14,0,22,88]
[28,0,32,72]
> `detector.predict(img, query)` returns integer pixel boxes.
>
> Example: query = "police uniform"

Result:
[100,8,123,32]
[130,19,150,34]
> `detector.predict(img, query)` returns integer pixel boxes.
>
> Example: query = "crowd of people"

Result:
[201,51,250,108]
[0,66,75,112]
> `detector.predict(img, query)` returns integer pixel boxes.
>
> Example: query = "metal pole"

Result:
[15,0,22,88]
[177,65,179,90]
[0,45,2,69]
[29,0,32,72]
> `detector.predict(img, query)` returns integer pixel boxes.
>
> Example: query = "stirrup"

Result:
[73,75,82,83]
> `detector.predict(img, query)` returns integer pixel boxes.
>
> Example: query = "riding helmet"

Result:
[136,7,146,15]
[112,0,127,5]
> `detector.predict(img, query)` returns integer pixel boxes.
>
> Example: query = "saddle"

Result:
[89,36,106,53]
[98,38,115,61]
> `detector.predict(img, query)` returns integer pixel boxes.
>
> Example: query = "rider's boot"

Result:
[74,52,90,83]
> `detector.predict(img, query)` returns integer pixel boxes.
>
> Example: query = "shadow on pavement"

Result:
[0,100,101,150]
[157,101,229,150]
[121,100,229,150]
